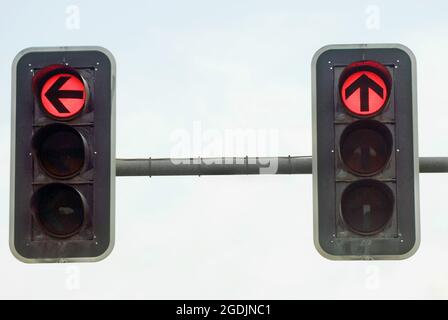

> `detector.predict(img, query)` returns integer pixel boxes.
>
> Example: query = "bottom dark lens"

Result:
[32,184,85,238]
[340,180,394,235]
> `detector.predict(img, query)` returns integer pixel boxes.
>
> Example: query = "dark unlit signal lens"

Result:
[31,183,85,238]
[33,124,86,178]
[340,120,392,176]
[340,180,394,235]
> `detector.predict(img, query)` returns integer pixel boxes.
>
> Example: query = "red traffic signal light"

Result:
[10,47,116,263]
[312,44,419,260]
[32,64,89,120]
[339,60,391,117]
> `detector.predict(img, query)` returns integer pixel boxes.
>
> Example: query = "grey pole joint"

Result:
[115,156,448,176]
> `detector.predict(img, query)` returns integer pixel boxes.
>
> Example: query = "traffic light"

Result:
[312,44,419,260]
[10,47,116,263]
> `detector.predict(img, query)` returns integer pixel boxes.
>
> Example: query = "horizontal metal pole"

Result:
[116,156,312,176]
[419,157,448,173]
[115,156,448,176]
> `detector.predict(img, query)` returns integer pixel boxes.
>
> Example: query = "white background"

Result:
[0,0,448,299]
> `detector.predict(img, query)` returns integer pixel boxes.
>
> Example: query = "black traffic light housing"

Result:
[10,47,116,263]
[312,44,419,260]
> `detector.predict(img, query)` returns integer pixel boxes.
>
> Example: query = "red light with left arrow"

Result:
[35,66,88,120]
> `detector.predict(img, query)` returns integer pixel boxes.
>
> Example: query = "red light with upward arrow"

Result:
[339,61,390,117]
[341,71,387,116]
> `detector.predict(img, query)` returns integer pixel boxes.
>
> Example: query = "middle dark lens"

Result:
[33,124,85,178]
[340,120,393,175]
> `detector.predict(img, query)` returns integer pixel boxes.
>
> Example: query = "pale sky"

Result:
[1,0,448,299]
